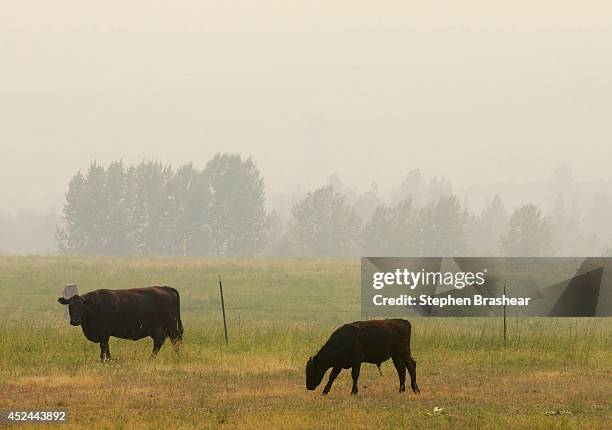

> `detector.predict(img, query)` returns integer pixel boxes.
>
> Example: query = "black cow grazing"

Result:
[306,319,419,395]
[58,286,183,361]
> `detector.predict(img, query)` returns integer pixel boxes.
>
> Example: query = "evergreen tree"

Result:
[56,171,86,254]
[354,182,383,224]
[466,194,508,256]
[391,169,426,206]
[362,199,419,256]
[417,195,467,256]
[287,186,361,257]
[57,162,108,254]
[203,154,267,256]
[501,204,552,256]
[166,164,210,255]
[128,161,174,255]
[481,195,508,237]
[104,161,133,254]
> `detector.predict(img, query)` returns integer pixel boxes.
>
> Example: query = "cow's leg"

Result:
[405,355,419,394]
[104,340,112,361]
[350,363,361,395]
[170,336,182,355]
[151,337,165,357]
[99,342,106,362]
[392,355,406,393]
[151,327,166,358]
[99,339,110,362]
[322,367,341,395]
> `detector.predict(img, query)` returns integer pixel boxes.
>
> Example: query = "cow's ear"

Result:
[312,355,319,366]
[58,297,70,305]
[83,297,93,307]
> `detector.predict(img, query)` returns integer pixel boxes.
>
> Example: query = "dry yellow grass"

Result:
[0,257,610,429]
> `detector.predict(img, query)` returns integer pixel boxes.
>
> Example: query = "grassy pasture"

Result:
[0,256,610,429]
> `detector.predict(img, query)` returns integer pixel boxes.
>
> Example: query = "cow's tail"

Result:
[403,319,415,360]
[168,287,183,341]
[176,311,184,341]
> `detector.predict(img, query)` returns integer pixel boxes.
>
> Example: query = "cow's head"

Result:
[57,295,92,326]
[305,355,326,390]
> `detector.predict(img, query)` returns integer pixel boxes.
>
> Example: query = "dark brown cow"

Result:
[58,286,183,361]
[306,319,419,395]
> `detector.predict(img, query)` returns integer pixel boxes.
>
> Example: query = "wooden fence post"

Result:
[218,275,229,345]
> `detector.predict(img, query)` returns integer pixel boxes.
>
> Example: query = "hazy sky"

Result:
[1,1,611,213]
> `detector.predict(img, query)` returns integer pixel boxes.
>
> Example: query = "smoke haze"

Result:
[1,1,611,216]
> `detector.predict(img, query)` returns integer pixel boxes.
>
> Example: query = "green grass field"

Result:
[0,257,610,429]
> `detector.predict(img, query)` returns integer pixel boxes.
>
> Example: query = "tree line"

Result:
[57,155,611,257]
[57,154,267,256]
